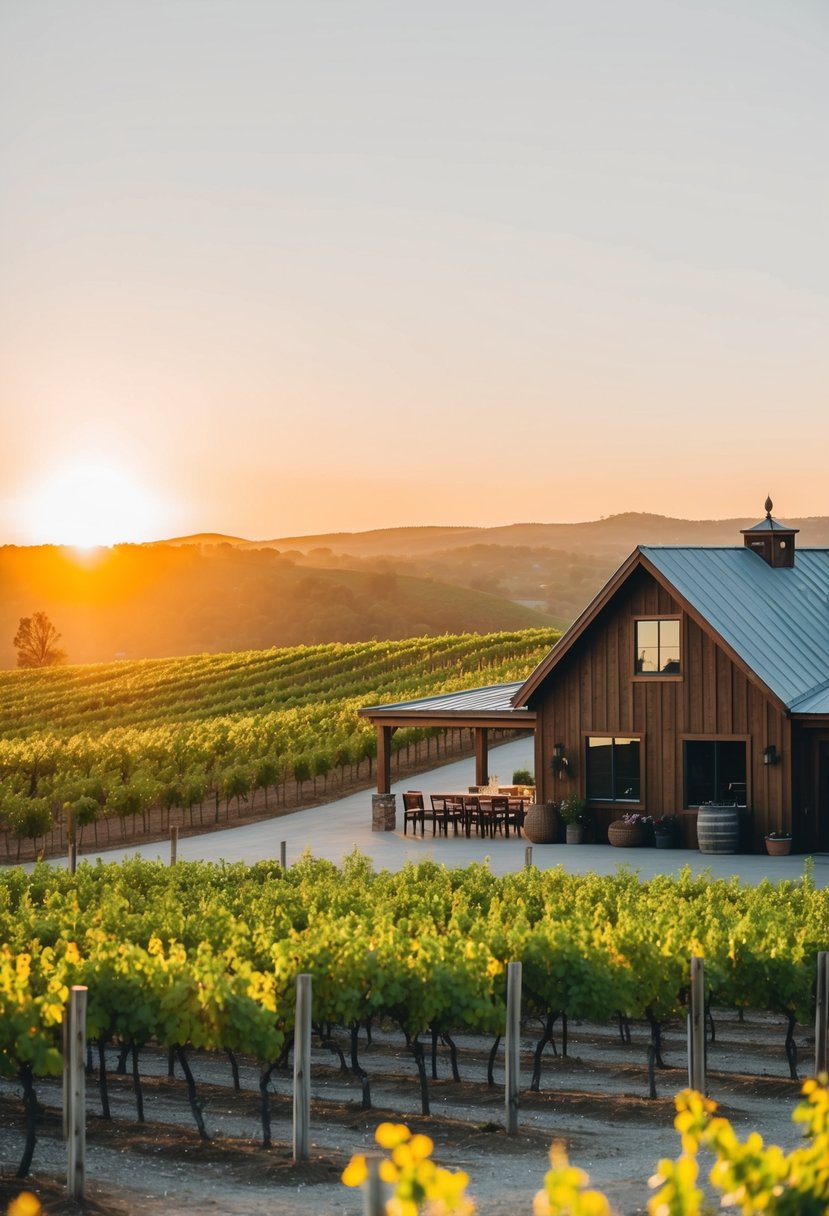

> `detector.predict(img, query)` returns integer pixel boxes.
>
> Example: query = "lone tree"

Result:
[14,612,67,668]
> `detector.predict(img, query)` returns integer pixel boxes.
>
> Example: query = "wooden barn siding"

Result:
[536,566,790,849]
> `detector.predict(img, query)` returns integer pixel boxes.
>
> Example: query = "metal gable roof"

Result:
[360,682,528,716]
[640,546,829,710]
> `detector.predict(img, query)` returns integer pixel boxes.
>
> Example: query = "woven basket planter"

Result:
[523,802,560,844]
[607,820,647,847]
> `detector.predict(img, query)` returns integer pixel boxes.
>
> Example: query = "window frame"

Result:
[632,614,683,680]
[584,733,645,806]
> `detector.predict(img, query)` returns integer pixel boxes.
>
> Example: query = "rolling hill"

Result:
[0,543,553,668]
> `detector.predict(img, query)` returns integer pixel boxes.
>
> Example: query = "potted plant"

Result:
[652,814,678,849]
[765,830,792,857]
[560,794,588,844]
[608,812,653,847]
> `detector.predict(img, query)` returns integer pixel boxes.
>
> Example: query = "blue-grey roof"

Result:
[362,682,527,715]
[640,547,829,713]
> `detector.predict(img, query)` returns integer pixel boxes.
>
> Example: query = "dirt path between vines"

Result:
[0,1010,811,1216]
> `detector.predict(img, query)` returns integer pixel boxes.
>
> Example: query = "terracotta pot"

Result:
[765,835,792,856]
[523,802,559,844]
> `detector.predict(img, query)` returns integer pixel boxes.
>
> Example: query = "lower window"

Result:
[586,736,641,802]
[684,740,747,807]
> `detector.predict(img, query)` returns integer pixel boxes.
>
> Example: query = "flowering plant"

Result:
[620,812,652,827]
[766,829,792,840]
[652,814,677,831]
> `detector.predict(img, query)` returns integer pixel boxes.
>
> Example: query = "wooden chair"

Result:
[465,794,494,837]
[429,794,460,836]
[402,791,425,836]
[422,794,449,837]
[507,797,526,836]
[489,794,511,837]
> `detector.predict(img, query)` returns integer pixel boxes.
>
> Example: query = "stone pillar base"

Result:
[372,793,397,832]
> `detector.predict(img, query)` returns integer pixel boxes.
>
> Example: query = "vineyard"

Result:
[0,629,556,859]
[1,855,828,1197]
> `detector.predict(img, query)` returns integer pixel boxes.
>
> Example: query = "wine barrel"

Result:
[696,804,739,854]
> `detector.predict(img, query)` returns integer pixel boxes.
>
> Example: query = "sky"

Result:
[1,1,827,546]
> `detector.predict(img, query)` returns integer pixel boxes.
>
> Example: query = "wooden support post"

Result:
[68,843,77,875]
[505,960,522,1135]
[816,951,829,1076]
[524,846,533,869]
[293,973,312,1162]
[474,728,489,789]
[362,1152,385,1216]
[66,985,88,1201]
[170,825,178,866]
[687,956,706,1093]
[280,840,287,869]
[62,1008,70,1141]
[377,726,394,795]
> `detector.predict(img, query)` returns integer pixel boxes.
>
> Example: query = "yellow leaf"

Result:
[341,1155,368,1188]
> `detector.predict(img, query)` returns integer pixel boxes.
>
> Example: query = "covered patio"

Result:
[358,682,536,795]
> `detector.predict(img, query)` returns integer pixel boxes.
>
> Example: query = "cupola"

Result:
[741,497,798,568]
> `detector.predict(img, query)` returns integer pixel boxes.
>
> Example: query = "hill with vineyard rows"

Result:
[0,629,557,858]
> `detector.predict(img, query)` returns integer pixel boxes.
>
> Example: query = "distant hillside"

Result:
[254,512,829,558]
[6,511,827,667]
[213,511,829,630]
[0,544,553,668]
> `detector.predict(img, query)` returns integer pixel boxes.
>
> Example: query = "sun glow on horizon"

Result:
[21,463,168,548]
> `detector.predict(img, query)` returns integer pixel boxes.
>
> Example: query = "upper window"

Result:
[635,618,680,675]
[586,736,641,802]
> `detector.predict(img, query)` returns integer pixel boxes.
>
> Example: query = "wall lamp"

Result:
[763,745,780,766]
[551,742,570,777]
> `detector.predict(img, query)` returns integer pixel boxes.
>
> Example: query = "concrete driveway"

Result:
[59,738,829,887]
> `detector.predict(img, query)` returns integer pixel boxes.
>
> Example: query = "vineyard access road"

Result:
[57,737,829,886]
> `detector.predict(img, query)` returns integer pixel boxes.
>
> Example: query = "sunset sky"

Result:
[2,2,827,547]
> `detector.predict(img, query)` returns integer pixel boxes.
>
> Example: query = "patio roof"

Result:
[359,681,535,728]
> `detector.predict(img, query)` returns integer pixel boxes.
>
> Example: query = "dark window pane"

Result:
[586,737,614,800]
[685,740,715,805]
[613,738,641,801]
[717,741,747,804]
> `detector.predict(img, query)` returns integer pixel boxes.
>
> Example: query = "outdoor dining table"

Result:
[430,793,531,838]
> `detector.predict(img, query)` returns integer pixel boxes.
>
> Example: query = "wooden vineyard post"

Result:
[67,805,76,875]
[293,973,312,1162]
[65,985,88,1201]
[280,840,287,869]
[362,1152,385,1216]
[816,951,829,1076]
[506,960,522,1135]
[170,825,178,866]
[687,955,706,1093]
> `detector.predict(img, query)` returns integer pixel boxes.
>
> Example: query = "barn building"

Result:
[361,501,829,852]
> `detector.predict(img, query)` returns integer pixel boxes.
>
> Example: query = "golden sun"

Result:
[24,463,166,548]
